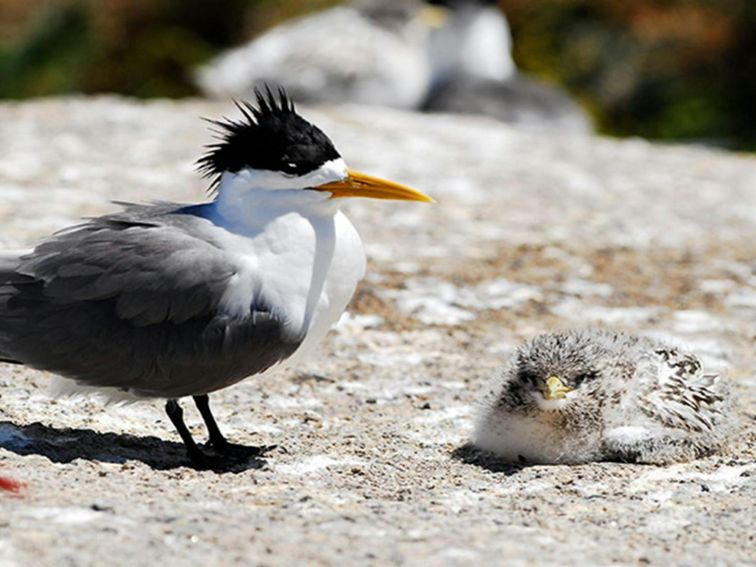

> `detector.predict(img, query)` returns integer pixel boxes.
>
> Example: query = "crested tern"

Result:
[0,88,433,468]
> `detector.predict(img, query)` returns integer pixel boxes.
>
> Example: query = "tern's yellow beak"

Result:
[418,4,449,28]
[315,169,434,203]
[542,375,572,400]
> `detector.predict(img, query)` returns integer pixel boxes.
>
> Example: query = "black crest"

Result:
[197,86,341,192]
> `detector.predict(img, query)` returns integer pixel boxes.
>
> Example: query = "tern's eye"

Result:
[280,161,298,174]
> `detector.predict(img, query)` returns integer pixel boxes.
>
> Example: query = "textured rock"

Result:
[0,97,754,566]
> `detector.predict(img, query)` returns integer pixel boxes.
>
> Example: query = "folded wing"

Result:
[0,203,302,398]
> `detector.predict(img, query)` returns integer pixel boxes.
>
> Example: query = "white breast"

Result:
[284,209,366,362]
[474,410,603,464]
[206,201,365,361]
[474,413,565,463]
[200,163,367,369]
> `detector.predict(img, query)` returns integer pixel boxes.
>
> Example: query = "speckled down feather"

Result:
[474,329,734,464]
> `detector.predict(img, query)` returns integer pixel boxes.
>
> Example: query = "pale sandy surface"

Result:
[0,97,754,566]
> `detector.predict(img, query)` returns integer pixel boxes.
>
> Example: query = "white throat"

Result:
[211,157,348,228]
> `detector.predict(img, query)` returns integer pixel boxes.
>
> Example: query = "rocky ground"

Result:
[0,97,754,566]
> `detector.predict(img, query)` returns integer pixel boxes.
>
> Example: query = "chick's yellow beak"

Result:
[542,375,572,400]
[315,169,434,203]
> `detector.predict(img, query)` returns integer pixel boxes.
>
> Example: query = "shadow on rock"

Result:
[452,442,533,475]
[0,421,269,473]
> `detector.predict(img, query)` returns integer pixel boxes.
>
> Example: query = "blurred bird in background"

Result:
[423,0,590,133]
[196,0,438,109]
[196,0,590,132]
[2,0,752,148]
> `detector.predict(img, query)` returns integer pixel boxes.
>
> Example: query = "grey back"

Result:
[0,203,302,398]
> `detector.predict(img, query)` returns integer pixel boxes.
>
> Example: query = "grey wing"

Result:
[0,204,302,398]
[639,348,729,433]
[0,251,25,362]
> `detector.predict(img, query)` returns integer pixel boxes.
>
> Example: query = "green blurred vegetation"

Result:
[0,0,337,98]
[0,0,754,149]
[500,0,756,149]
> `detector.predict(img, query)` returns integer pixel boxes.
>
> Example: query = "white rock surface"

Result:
[0,97,753,566]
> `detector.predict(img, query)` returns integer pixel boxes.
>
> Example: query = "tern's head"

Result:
[512,331,607,412]
[197,86,433,204]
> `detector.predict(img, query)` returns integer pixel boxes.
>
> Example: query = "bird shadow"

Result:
[451,442,534,475]
[0,421,269,474]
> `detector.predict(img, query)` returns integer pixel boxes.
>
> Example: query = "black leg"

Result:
[165,399,208,467]
[192,394,274,460]
[193,394,228,451]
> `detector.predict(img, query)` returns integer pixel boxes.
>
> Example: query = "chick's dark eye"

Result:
[573,371,598,386]
[518,370,539,385]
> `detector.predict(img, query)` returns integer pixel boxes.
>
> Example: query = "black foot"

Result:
[183,442,275,471]
[207,438,276,460]
[166,396,276,471]
[192,394,275,465]
[185,447,218,471]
